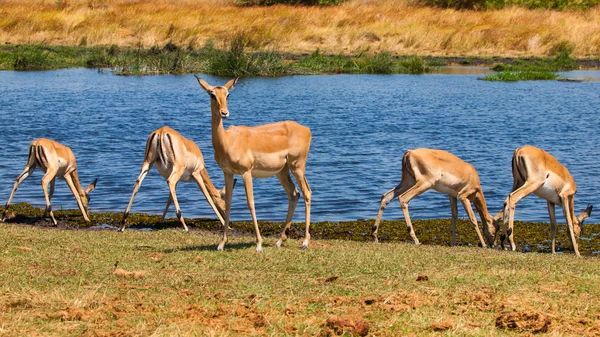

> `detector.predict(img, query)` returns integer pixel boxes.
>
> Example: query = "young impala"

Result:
[195,76,313,252]
[1,138,97,225]
[120,126,228,231]
[501,145,592,256]
[373,148,500,248]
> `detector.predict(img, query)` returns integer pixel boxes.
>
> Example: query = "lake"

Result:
[0,69,599,223]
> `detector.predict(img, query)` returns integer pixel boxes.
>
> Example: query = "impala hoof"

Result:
[301,241,309,249]
[275,240,283,248]
[217,244,224,251]
[256,246,263,253]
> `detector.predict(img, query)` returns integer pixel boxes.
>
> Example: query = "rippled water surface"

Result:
[1,69,599,223]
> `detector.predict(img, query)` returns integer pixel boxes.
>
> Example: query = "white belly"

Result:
[252,168,282,178]
[534,183,562,205]
[155,161,195,182]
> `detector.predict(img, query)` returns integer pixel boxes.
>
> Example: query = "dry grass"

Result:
[1,223,600,336]
[1,0,600,58]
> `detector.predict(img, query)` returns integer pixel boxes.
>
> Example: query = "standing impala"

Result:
[501,145,592,256]
[1,139,97,225]
[120,126,228,231]
[373,148,499,248]
[195,76,312,252]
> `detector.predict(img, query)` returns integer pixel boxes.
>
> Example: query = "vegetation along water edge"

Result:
[3,202,600,255]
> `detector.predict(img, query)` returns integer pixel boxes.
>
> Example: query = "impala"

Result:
[372,148,499,247]
[1,138,97,225]
[500,145,592,256]
[195,76,312,252]
[120,126,228,231]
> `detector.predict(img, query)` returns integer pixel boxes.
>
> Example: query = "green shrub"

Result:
[203,34,289,77]
[12,46,52,70]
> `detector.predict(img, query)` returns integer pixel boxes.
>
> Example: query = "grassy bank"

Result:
[1,0,600,60]
[1,222,600,335]
[1,44,597,78]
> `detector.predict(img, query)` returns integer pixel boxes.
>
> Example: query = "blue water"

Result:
[1,69,599,224]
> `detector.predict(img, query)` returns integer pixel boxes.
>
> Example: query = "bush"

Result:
[12,46,52,70]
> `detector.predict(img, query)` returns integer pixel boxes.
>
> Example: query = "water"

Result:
[1,69,599,224]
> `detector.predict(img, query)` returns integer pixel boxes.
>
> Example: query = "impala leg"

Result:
[166,168,187,231]
[398,182,432,245]
[64,172,90,222]
[504,181,542,251]
[41,170,59,226]
[450,196,458,246]
[42,178,55,218]
[291,169,312,249]
[242,172,264,252]
[276,166,299,248]
[43,178,56,218]
[120,161,152,231]
[459,197,486,248]
[561,195,580,257]
[373,182,410,243]
[217,173,235,251]
[547,201,557,254]
[193,172,225,225]
[159,193,173,223]
[2,165,35,221]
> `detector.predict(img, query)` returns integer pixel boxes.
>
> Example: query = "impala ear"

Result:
[85,178,98,195]
[224,77,239,91]
[194,75,213,93]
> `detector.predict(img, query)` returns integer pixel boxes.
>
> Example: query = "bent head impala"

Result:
[2,139,97,225]
[373,148,500,248]
[120,126,229,231]
[500,145,592,256]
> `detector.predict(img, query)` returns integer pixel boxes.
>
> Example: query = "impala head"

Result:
[81,178,98,214]
[574,204,593,239]
[194,75,238,119]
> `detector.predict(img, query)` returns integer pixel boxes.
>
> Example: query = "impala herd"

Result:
[0,77,594,256]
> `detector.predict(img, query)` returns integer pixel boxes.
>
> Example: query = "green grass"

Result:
[479,71,559,81]
[1,220,600,335]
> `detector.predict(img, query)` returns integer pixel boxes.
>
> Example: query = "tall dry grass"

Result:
[1,0,599,58]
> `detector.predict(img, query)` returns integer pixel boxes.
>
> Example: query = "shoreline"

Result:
[3,203,600,255]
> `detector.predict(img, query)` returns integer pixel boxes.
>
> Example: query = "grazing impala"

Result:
[501,145,592,256]
[372,148,499,248]
[120,126,228,231]
[1,139,97,225]
[195,76,312,252]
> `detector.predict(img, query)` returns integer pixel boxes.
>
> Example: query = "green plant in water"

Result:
[479,71,558,81]
[12,45,52,70]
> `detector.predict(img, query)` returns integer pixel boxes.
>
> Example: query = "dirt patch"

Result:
[496,309,551,333]
[431,320,456,331]
[325,315,370,336]
[113,268,147,279]
[46,308,92,321]
[193,256,203,263]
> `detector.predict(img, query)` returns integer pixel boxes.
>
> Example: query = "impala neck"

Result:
[210,104,228,155]
[472,190,493,225]
[71,170,86,199]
